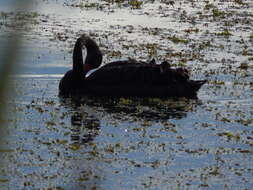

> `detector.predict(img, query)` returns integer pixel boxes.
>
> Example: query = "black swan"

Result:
[59,35,206,98]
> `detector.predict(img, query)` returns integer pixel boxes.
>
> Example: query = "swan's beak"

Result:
[85,67,99,78]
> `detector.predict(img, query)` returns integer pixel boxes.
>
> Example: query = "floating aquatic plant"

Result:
[212,8,226,17]
[239,63,248,69]
[204,3,216,10]
[69,143,80,151]
[184,28,199,33]
[218,132,241,140]
[249,33,253,40]
[216,29,232,37]
[234,0,246,5]
[128,0,143,9]
[242,49,249,56]
[248,57,253,61]
[168,35,189,44]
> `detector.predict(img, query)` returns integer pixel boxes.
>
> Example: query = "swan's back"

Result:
[87,61,187,84]
[83,61,204,98]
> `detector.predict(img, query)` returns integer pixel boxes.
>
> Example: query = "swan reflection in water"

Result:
[71,113,100,144]
[60,97,101,145]
[60,96,201,144]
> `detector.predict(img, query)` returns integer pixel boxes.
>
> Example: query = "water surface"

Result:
[0,0,252,189]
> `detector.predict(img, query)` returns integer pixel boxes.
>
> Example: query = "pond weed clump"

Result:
[212,8,226,18]
[168,35,189,44]
[67,0,144,9]
[249,33,253,40]
[216,29,232,37]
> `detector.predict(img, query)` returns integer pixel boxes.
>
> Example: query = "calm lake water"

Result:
[0,0,252,189]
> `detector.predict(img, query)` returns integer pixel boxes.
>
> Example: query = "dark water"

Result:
[0,0,252,189]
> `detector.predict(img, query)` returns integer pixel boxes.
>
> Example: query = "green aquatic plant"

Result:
[239,63,248,70]
[199,41,212,49]
[14,11,39,25]
[234,0,246,5]
[249,33,253,40]
[177,62,187,67]
[119,97,133,105]
[212,80,225,85]
[146,43,158,57]
[235,118,253,126]
[242,49,249,56]
[209,166,220,176]
[184,28,199,33]
[204,3,216,10]
[79,2,99,8]
[212,8,225,17]
[104,0,125,4]
[128,0,143,9]
[67,1,102,9]
[216,29,232,37]
[108,50,122,57]
[168,35,189,44]
[218,132,241,140]
[69,143,80,151]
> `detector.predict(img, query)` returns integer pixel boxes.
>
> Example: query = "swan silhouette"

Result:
[59,35,206,98]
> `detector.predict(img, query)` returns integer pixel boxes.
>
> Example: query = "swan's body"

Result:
[59,35,206,98]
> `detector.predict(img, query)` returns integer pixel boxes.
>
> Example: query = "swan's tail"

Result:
[191,80,207,91]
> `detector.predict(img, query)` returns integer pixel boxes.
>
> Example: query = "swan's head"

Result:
[79,35,103,74]
[72,35,102,75]
[59,35,103,95]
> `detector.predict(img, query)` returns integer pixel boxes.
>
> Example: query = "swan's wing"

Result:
[86,62,170,85]
[102,60,144,68]
[85,60,143,78]
[85,68,100,78]
[84,61,206,97]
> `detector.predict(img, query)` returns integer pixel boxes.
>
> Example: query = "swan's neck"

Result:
[72,35,102,75]
[72,38,84,75]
